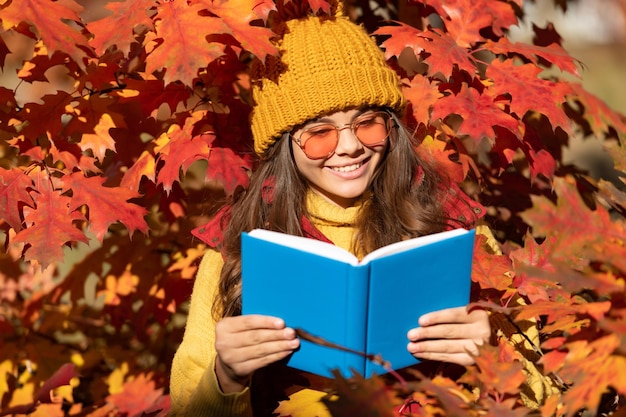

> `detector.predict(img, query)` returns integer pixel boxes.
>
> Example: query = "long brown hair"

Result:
[214,111,460,319]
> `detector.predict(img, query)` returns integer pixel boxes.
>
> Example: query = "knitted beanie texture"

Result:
[250,16,406,155]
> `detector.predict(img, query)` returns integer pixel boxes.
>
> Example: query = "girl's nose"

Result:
[333,126,362,156]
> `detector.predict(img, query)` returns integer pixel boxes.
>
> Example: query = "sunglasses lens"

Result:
[300,126,338,159]
[354,113,390,145]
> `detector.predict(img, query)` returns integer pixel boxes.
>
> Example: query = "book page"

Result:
[247,229,359,265]
[360,228,470,264]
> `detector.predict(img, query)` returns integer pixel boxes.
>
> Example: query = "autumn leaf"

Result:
[556,335,626,417]
[106,373,170,417]
[0,167,35,231]
[205,146,251,195]
[484,37,581,76]
[322,371,400,417]
[121,151,157,193]
[470,338,527,395]
[472,236,515,294]
[431,83,522,146]
[423,0,518,46]
[402,75,442,126]
[487,60,574,134]
[0,0,92,68]
[61,172,148,241]
[86,0,155,55]
[12,173,88,267]
[78,113,117,162]
[154,112,214,193]
[377,23,476,79]
[521,176,626,272]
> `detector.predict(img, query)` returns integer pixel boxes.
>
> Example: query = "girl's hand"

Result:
[214,314,300,393]
[406,306,490,366]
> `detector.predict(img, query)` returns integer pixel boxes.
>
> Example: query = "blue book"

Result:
[241,228,475,378]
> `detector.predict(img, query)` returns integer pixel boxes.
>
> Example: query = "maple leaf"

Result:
[402,75,442,126]
[521,176,626,273]
[431,83,522,147]
[486,60,574,134]
[12,173,88,267]
[106,372,169,417]
[556,335,626,416]
[15,92,75,141]
[0,0,92,69]
[377,23,476,79]
[471,338,527,395]
[569,82,626,139]
[98,268,140,306]
[61,172,148,241]
[86,0,155,55]
[0,167,35,231]
[484,37,581,76]
[422,0,518,46]
[471,236,515,294]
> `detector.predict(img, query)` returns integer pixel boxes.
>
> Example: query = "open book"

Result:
[241,228,475,378]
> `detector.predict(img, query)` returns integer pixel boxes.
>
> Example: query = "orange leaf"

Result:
[472,339,527,395]
[0,0,92,68]
[78,113,117,162]
[402,75,442,127]
[86,0,155,55]
[487,60,574,134]
[62,172,148,242]
[12,173,88,267]
[0,167,35,231]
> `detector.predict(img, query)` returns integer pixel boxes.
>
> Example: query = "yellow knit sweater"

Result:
[169,192,556,416]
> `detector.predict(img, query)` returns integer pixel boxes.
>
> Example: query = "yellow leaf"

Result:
[79,113,117,162]
[107,363,129,395]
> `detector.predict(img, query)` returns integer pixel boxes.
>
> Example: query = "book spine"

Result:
[341,265,369,376]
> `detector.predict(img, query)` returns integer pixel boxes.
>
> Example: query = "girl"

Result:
[170,9,553,417]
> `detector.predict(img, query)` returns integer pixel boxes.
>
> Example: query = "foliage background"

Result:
[0,0,625,416]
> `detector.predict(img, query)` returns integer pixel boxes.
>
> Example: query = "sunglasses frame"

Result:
[291,110,395,160]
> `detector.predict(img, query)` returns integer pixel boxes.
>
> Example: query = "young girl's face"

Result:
[291,108,390,208]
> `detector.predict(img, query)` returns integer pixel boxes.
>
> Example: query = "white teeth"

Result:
[331,162,362,172]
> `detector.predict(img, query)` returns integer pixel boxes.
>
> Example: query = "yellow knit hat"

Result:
[250,15,406,156]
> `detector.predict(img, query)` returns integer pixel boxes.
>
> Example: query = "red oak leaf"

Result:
[121,151,157,193]
[417,135,466,182]
[62,172,149,242]
[431,83,522,146]
[155,113,213,193]
[145,1,227,86]
[12,174,88,267]
[114,79,192,116]
[86,0,155,55]
[205,146,251,195]
[486,60,574,134]
[0,167,35,231]
[204,0,277,60]
[0,0,92,68]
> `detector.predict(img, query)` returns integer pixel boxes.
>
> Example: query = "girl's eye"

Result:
[305,125,335,137]
[354,114,380,127]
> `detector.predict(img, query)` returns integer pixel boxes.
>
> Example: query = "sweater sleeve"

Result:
[169,250,253,417]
